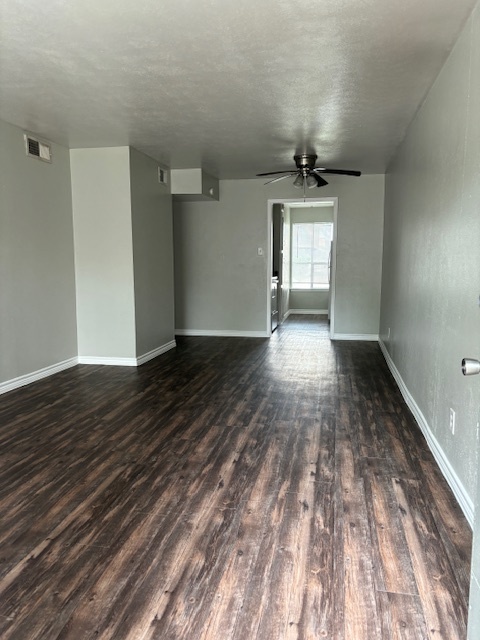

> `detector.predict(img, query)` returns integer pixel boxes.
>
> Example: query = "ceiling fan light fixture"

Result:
[306,174,317,188]
[293,174,304,188]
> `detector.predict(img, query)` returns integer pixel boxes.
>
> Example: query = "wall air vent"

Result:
[158,167,168,185]
[24,134,52,163]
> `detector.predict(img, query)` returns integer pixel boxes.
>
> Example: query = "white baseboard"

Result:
[379,339,474,528]
[0,357,78,395]
[136,340,176,366]
[175,329,269,338]
[1,341,178,390]
[331,333,379,341]
[78,340,177,367]
[288,309,328,315]
[78,356,138,366]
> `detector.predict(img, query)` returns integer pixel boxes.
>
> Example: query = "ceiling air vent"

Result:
[24,134,52,163]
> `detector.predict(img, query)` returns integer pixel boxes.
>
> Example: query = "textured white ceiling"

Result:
[0,0,475,178]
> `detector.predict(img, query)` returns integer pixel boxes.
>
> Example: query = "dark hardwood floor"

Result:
[0,315,472,639]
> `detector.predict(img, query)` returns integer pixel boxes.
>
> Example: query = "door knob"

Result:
[462,358,480,376]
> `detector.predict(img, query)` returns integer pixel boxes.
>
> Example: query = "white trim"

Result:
[175,329,269,338]
[0,357,78,395]
[31,341,177,371]
[329,199,338,339]
[331,333,379,341]
[288,309,328,315]
[266,202,273,336]
[290,287,330,292]
[78,356,137,367]
[289,284,330,293]
[136,340,176,366]
[379,339,474,528]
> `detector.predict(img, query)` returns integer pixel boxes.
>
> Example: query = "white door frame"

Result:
[266,197,338,338]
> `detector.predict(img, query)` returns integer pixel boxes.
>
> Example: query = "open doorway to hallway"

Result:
[267,198,338,338]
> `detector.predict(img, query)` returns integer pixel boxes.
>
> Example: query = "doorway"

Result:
[267,198,338,338]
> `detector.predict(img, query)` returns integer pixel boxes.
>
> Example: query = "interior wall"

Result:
[173,176,384,335]
[380,7,480,509]
[0,119,77,385]
[70,147,136,360]
[289,290,329,312]
[173,181,268,334]
[129,148,175,357]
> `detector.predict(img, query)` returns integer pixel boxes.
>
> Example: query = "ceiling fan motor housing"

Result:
[294,154,318,175]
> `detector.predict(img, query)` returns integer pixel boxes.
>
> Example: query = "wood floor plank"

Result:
[147,424,276,640]
[417,456,472,596]
[198,423,292,639]
[334,423,383,640]
[376,591,430,639]
[392,477,468,639]
[228,418,318,639]
[201,425,289,639]
[0,315,472,639]
[363,470,419,597]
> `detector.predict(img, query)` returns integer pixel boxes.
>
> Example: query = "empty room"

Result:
[1,0,480,638]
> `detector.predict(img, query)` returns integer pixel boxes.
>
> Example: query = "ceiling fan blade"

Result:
[313,168,361,176]
[314,174,328,188]
[264,173,297,185]
[256,170,294,177]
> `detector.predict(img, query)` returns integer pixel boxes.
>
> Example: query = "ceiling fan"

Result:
[256,154,361,188]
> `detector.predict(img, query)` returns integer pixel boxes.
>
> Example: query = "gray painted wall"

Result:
[0,119,77,383]
[380,5,480,504]
[289,290,329,311]
[173,176,384,335]
[173,180,268,333]
[130,148,175,356]
[378,10,480,636]
[71,147,136,359]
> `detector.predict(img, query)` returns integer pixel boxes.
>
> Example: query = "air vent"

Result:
[158,167,168,185]
[24,134,52,163]
[28,138,40,157]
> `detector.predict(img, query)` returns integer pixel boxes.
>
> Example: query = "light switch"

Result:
[257,247,264,256]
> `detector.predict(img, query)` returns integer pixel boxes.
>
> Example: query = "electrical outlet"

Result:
[449,408,456,435]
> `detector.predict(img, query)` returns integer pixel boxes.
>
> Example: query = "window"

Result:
[291,222,333,289]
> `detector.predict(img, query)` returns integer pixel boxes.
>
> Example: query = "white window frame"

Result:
[291,221,333,290]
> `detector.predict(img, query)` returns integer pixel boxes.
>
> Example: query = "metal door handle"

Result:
[462,358,480,376]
